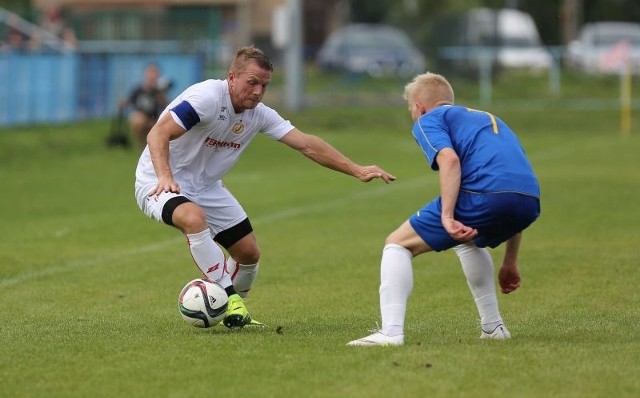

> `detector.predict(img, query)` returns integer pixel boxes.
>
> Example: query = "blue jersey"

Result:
[412,105,539,197]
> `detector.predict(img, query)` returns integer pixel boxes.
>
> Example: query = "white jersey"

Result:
[135,79,294,195]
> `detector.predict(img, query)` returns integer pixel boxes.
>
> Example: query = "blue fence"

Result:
[0,52,204,126]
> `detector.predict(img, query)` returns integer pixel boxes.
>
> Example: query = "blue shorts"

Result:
[409,191,540,252]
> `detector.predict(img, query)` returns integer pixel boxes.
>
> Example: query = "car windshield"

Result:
[342,31,411,49]
[502,36,539,47]
[588,26,640,47]
[593,34,640,46]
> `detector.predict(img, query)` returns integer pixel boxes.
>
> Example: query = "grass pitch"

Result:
[1,105,639,398]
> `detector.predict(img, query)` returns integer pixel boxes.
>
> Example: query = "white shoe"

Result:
[347,331,404,346]
[480,324,511,340]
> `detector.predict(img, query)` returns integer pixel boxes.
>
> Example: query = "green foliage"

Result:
[0,0,32,15]
[349,0,391,23]
[1,104,639,397]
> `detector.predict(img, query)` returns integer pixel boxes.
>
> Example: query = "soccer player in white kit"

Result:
[135,46,396,328]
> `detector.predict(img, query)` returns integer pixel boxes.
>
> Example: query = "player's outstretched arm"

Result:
[279,128,396,183]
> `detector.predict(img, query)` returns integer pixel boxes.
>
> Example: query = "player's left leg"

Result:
[213,221,264,327]
[453,242,510,340]
[455,192,540,339]
[200,182,263,327]
[214,219,260,299]
[226,257,259,298]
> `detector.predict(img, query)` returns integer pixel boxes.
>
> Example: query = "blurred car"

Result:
[566,22,640,74]
[491,9,553,70]
[430,8,552,76]
[316,23,426,77]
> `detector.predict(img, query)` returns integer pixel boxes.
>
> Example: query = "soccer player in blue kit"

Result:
[348,72,540,346]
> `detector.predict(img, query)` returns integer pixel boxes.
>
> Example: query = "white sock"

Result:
[379,244,413,337]
[453,243,503,331]
[186,230,232,288]
[228,258,259,298]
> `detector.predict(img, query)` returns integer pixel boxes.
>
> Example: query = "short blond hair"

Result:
[230,45,273,74]
[403,72,455,107]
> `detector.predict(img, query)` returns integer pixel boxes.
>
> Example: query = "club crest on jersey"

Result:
[231,122,245,135]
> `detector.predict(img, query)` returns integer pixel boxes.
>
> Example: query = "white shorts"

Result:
[134,180,247,236]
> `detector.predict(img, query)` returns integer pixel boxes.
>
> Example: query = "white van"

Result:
[431,8,552,74]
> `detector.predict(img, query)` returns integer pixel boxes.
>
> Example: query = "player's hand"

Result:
[357,165,396,183]
[498,264,521,294]
[149,176,181,197]
[442,217,478,242]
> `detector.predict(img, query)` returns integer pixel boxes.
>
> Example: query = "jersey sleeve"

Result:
[412,110,452,171]
[256,104,294,140]
[169,82,218,131]
[170,100,200,130]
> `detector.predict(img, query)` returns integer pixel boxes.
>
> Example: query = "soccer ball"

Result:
[178,278,228,328]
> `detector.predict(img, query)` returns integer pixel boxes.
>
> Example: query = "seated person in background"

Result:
[119,64,171,149]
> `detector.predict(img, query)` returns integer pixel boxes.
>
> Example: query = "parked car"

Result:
[316,23,426,77]
[491,9,553,70]
[429,8,552,76]
[566,22,640,74]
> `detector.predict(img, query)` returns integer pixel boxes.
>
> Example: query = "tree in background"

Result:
[0,0,31,15]
[582,0,640,23]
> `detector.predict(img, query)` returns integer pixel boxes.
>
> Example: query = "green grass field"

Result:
[1,104,639,398]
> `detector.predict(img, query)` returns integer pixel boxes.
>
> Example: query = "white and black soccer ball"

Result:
[178,278,228,328]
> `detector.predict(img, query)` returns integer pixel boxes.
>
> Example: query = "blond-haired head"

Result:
[230,45,273,74]
[403,72,454,121]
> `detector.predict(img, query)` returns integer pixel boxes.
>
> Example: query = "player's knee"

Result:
[171,203,207,233]
[214,218,257,260]
[384,234,400,246]
[233,248,260,265]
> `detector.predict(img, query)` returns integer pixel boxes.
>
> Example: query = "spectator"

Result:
[3,28,27,52]
[30,3,77,52]
[2,15,28,53]
[119,64,172,149]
